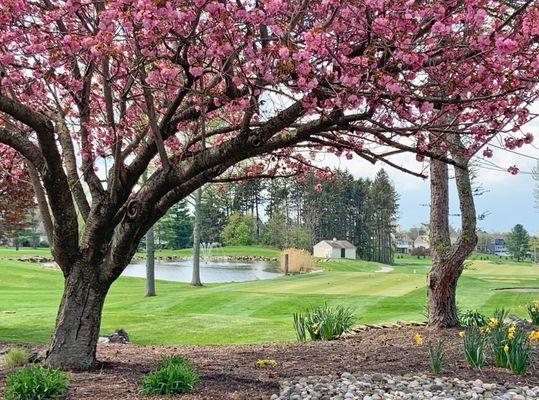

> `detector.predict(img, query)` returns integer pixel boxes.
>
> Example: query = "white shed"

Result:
[313,238,356,259]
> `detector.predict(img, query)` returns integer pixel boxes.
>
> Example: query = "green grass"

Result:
[0,248,52,258]
[0,245,280,259]
[0,249,537,346]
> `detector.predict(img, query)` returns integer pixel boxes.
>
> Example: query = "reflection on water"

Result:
[122,258,281,283]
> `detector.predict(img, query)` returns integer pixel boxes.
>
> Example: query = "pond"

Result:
[122,258,281,283]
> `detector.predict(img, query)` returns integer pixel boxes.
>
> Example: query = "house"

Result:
[493,238,508,256]
[394,233,414,254]
[414,235,430,250]
[313,238,356,259]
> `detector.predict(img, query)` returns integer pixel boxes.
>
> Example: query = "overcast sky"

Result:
[326,118,539,235]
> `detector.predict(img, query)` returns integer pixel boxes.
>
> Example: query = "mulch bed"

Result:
[1,327,538,399]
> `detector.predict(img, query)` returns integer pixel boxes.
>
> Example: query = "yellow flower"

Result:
[488,318,499,328]
[503,344,509,352]
[508,324,516,333]
[459,331,465,337]
[529,330,539,341]
[508,332,514,339]
[413,333,423,345]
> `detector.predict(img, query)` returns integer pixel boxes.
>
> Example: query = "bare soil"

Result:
[1,327,537,399]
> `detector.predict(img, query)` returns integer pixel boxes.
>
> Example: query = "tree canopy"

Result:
[0,0,538,370]
[506,224,530,261]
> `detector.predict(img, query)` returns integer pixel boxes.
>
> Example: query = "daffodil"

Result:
[508,332,514,339]
[412,333,423,345]
[488,318,499,328]
[503,344,509,352]
[529,330,539,341]
[459,331,465,338]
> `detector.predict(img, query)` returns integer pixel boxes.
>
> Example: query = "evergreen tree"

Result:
[157,201,194,249]
[506,224,530,261]
[369,169,399,264]
[199,185,230,243]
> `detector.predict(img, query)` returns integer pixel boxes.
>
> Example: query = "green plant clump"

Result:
[140,355,198,396]
[427,340,444,374]
[3,347,29,369]
[4,365,69,400]
[527,300,539,325]
[488,308,510,367]
[293,304,355,341]
[462,327,487,371]
[458,309,488,327]
[505,328,533,375]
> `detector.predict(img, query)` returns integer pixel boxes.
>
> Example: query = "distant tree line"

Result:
[199,169,399,263]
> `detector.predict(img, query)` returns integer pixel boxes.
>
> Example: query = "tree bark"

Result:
[146,227,156,297]
[46,262,109,370]
[428,134,477,328]
[191,188,203,286]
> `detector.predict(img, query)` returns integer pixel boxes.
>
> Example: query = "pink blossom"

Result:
[189,66,203,77]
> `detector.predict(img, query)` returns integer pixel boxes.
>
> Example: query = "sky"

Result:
[325,119,539,235]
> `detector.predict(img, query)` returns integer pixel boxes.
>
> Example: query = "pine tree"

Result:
[157,201,194,249]
[506,224,530,261]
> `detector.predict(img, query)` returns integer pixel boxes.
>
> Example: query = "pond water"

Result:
[122,258,281,283]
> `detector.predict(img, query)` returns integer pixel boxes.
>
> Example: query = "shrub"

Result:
[411,246,429,258]
[293,304,355,341]
[462,327,487,371]
[527,300,539,325]
[4,365,69,400]
[140,355,197,396]
[505,328,533,375]
[3,347,29,369]
[458,309,488,327]
[280,248,314,274]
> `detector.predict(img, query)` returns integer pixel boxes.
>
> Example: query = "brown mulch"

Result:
[1,327,538,399]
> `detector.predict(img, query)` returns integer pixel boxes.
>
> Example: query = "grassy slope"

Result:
[1,249,537,346]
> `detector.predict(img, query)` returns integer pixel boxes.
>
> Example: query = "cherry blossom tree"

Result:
[0,0,537,369]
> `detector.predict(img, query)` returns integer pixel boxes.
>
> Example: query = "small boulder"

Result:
[99,328,130,344]
[506,315,532,330]
[108,328,130,343]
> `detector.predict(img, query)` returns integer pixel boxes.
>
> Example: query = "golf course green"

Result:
[0,247,537,345]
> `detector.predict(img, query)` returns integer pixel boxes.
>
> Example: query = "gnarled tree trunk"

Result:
[428,135,478,328]
[46,261,110,370]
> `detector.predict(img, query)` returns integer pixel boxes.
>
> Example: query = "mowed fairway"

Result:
[0,250,537,346]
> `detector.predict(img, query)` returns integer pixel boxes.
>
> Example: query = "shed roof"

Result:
[316,239,356,249]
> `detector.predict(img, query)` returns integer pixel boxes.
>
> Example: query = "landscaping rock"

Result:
[98,328,130,344]
[505,315,532,330]
[272,373,539,400]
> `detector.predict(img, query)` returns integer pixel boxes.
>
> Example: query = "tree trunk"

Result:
[191,188,202,286]
[46,263,109,370]
[427,134,477,328]
[427,256,463,327]
[146,227,156,297]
